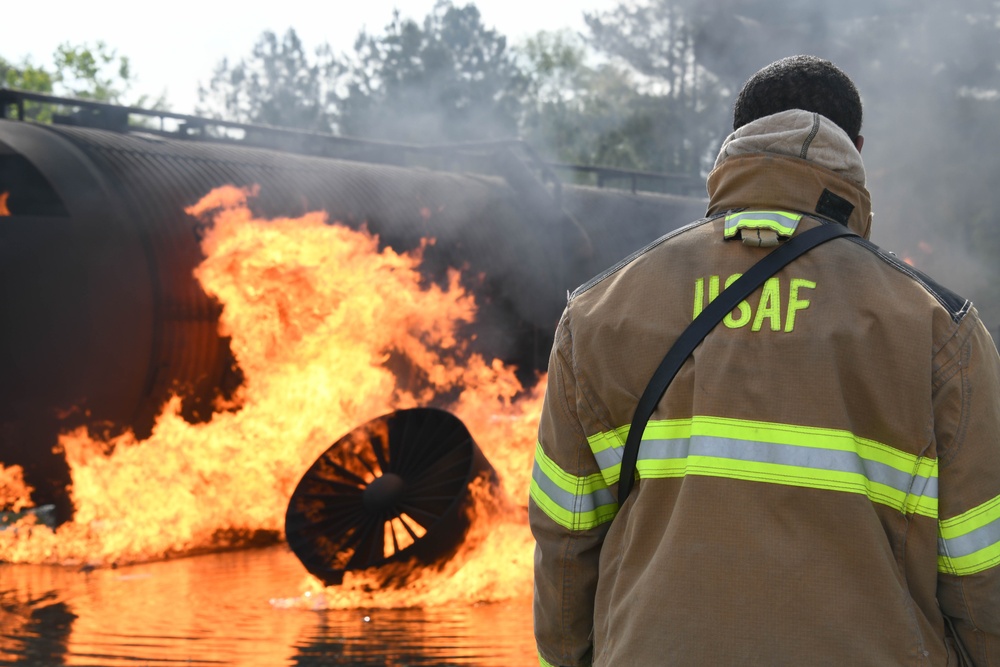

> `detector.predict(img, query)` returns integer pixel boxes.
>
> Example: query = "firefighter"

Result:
[529,55,1000,666]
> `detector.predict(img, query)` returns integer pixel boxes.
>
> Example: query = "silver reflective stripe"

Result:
[591,434,937,499]
[652,436,938,500]
[724,210,802,238]
[939,515,1000,558]
[592,444,622,472]
[531,460,617,515]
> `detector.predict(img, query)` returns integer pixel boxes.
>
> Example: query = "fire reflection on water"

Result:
[0,545,535,666]
[1,183,543,647]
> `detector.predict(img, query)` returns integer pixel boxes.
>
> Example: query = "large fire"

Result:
[0,185,542,606]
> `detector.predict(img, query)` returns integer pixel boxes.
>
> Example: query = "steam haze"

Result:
[4,1,998,335]
[580,1,1000,334]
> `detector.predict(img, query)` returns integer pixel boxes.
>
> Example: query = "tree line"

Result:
[191,2,720,177]
[4,0,1000,327]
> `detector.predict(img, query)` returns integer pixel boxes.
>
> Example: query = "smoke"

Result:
[844,9,999,330]
[572,1,1000,329]
[343,5,530,146]
[696,3,1000,330]
[192,3,1000,337]
[339,1,1000,334]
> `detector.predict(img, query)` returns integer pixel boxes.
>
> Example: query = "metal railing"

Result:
[0,88,704,197]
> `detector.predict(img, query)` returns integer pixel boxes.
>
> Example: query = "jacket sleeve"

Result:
[935,313,1000,665]
[529,308,616,667]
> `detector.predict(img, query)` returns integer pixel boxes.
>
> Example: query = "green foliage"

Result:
[51,41,136,103]
[197,2,528,142]
[1,55,56,122]
[0,56,54,94]
[579,3,731,175]
[197,29,339,132]
[517,31,644,168]
[338,1,528,143]
[1,42,164,122]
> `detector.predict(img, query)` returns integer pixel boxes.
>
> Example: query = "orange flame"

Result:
[0,185,541,605]
[0,192,10,216]
[902,240,933,268]
[0,464,34,513]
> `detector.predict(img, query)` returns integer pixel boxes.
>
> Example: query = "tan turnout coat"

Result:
[529,111,1000,666]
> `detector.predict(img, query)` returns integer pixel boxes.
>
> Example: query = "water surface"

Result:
[0,546,535,666]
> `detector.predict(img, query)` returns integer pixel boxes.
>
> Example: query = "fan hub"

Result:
[363,472,406,512]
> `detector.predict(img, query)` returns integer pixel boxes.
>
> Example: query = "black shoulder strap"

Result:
[616,222,858,506]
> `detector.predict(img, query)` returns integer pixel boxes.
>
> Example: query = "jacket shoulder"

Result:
[569,215,718,301]
[847,237,972,323]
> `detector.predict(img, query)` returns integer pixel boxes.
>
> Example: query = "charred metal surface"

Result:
[0,105,706,518]
[285,408,496,585]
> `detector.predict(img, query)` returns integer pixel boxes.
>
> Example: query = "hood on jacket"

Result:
[707,109,873,238]
[714,109,866,188]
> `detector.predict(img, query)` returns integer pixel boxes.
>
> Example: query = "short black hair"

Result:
[733,55,863,141]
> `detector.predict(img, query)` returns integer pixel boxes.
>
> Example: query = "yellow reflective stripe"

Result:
[530,441,618,531]
[538,654,559,667]
[938,493,1000,575]
[724,210,803,239]
[586,416,938,518]
[587,425,628,483]
[588,424,628,455]
[533,441,611,496]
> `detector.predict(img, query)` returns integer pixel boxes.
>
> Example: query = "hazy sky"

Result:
[5,0,619,115]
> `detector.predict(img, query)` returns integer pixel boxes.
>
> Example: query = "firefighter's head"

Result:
[734,55,863,150]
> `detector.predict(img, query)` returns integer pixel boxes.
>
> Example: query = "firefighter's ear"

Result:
[854,135,864,153]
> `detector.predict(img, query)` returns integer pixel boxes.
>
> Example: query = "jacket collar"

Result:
[706,110,873,239]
